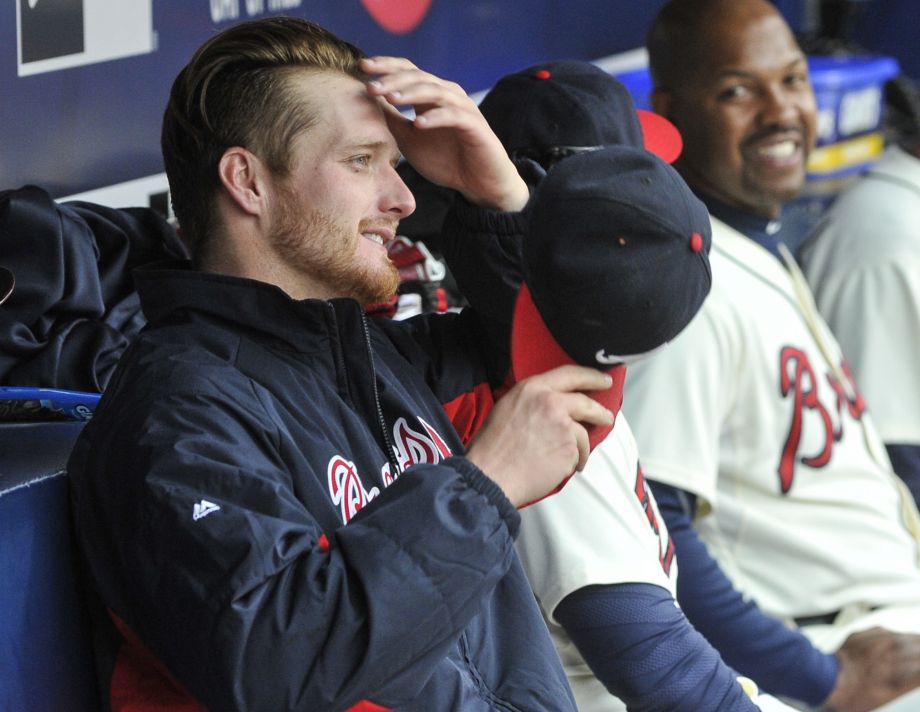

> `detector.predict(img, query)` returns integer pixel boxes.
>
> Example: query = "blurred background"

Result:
[2,0,915,210]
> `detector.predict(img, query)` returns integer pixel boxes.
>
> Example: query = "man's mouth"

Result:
[756,139,797,160]
[361,225,396,247]
[746,130,805,167]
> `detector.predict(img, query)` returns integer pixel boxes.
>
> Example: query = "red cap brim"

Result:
[637,109,683,164]
[511,283,625,451]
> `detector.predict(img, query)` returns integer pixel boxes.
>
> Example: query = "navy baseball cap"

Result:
[478,60,683,164]
[511,145,712,448]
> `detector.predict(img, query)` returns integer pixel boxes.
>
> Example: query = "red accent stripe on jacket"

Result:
[346,701,390,712]
[108,612,206,712]
[441,381,496,447]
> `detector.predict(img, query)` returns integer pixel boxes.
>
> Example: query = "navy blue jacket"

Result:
[68,252,575,711]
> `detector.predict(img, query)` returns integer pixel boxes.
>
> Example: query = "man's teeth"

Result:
[757,140,796,159]
[364,233,384,245]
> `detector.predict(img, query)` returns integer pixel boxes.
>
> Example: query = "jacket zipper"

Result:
[359,311,402,480]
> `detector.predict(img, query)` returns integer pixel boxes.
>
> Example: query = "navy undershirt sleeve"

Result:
[886,443,920,508]
[649,480,838,708]
[555,582,759,711]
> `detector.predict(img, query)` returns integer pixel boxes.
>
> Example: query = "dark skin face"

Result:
[652,2,817,218]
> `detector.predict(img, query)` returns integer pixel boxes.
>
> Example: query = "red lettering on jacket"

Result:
[393,416,444,470]
[328,416,452,524]
[328,456,380,524]
[419,417,453,459]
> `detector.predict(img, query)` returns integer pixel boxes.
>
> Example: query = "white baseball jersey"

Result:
[622,216,920,632]
[799,144,920,445]
[515,414,677,712]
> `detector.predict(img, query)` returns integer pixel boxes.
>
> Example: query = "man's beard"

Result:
[269,192,399,305]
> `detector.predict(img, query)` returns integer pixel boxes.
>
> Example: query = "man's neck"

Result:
[695,191,786,259]
[198,230,329,302]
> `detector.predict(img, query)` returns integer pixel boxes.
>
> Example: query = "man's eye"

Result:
[350,155,371,168]
[718,85,751,101]
[786,73,809,87]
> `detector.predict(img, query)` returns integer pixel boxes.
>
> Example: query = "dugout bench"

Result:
[0,392,100,711]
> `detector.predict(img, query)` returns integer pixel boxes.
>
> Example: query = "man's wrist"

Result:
[462,175,530,213]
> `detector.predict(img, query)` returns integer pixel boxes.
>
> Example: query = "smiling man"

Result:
[65,16,618,712]
[649,0,816,221]
[619,1,920,710]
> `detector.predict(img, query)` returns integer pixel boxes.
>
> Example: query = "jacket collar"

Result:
[135,259,367,351]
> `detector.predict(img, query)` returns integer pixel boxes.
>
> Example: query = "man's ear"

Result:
[650,89,673,122]
[218,147,269,217]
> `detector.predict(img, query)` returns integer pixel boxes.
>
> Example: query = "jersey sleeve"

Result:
[515,416,677,621]
[815,251,920,445]
[621,296,737,507]
[554,582,764,711]
[651,481,839,707]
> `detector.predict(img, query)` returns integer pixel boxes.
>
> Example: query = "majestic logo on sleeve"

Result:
[192,500,221,521]
[328,416,452,523]
[778,347,867,493]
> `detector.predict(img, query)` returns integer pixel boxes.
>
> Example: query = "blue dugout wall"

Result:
[2,0,918,207]
[3,0,665,204]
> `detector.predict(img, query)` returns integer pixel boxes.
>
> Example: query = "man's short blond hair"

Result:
[161,16,365,258]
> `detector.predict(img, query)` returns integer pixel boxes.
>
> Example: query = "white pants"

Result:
[797,601,920,652]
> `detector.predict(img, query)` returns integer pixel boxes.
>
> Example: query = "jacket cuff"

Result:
[448,194,530,240]
[446,456,521,538]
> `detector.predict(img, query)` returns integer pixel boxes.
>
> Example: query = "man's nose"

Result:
[384,166,416,218]
[761,84,800,125]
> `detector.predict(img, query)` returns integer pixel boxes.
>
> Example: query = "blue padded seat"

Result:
[0,421,99,711]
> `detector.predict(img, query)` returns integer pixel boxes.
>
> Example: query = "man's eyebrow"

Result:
[713,55,808,81]
[343,140,390,153]
[342,140,402,163]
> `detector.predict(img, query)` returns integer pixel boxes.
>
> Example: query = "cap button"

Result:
[534,69,552,80]
[689,232,704,252]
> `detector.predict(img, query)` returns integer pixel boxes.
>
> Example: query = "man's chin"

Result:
[353,270,400,307]
[743,176,807,214]
[769,182,806,208]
